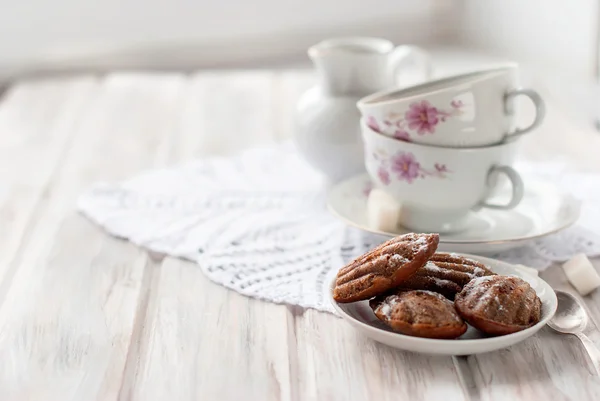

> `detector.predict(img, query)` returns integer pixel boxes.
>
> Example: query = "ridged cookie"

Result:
[400,253,496,299]
[455,275,542,336]
[370,290,467,339]
[333,233,439,303]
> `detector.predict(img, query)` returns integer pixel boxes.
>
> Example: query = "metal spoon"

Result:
[547,290,600,375]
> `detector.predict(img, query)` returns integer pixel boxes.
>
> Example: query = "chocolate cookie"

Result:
[333,233,439,303]
[400,253,496,299]
[370,290,467,339]
[455,275,542,336]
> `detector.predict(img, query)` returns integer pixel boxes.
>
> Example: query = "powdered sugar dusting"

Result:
[497,297,506,312]
[431,277,456,288]
[378,296,398,318]
[462,266,486,279]
[414,236,427,244]
[413,235,430,251]
[472,266,485,276]
[470,280,504,311]
[470,275,496,285]
[379,303,392,318]
[419,290,450,303]
[423,261,442,273]
[390,254,409,264]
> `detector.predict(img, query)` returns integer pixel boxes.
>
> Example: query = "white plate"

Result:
[327,174,581,254]
[330,254,558,355]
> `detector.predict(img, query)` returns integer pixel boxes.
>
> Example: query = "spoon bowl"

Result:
[547,289,600,376]
[547,290,588,333]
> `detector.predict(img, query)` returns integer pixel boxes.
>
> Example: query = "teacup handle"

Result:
[479,165,524,210]
[504,88,546,139]
[390,45,433,86]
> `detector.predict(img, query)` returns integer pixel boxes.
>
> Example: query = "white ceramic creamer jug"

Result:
[293,37,432,182]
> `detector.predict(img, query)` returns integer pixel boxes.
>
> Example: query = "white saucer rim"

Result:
[329,253,558,348]
[326,173,581,245]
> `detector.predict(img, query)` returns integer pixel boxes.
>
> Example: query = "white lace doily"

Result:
[78,145,600,313]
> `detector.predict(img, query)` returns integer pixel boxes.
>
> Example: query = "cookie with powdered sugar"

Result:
[455,275,541,336]
[370,290,467,339]
[333,233,439,303]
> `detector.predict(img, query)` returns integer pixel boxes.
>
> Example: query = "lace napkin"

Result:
[78,145,600,313]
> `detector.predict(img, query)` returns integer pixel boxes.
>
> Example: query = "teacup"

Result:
[361,119,524,233]
[357,65,545,147]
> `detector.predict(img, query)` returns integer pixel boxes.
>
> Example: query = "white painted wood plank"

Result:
[541,263,600,384]
[0,77,99,285]
[0,73,187,400]
[167,71,279,160]
[0,77,97,185]
[293,309,467,401]
[124,71,293,401]
[126,258,292,401]
[466,328,600,401]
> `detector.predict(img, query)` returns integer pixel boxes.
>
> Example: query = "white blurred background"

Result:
[0,0,598,123]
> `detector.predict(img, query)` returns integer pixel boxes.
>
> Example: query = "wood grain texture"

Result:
[292,309,467,401]
[0,68,598,401]
[0,77,99,288]
[125,258,292,401]
[0,73,184,400]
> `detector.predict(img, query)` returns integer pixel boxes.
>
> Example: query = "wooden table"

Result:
[0,69,599,401]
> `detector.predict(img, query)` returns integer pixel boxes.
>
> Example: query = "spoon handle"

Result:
[576,332,600,376]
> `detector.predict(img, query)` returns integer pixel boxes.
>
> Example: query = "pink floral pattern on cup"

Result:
[377,166,391,185]
[366,116,380,132]
[391,152,420,183]
[393,129,411,141]
[371,148,451,185]
[367,99,464,141]
[405,100,441,135]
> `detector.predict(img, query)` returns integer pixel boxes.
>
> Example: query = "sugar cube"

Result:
[366,189,401,233]
[562,253,600,296]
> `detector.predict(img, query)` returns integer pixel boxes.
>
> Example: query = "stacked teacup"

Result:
[357,65,545,233]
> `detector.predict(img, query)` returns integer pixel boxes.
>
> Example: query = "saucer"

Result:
[326,174,581,254]
[330,254,558,355]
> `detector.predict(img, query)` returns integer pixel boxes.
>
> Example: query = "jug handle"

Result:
[390,45,433,87]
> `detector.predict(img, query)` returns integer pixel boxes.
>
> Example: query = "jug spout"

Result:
[308,37,396,96]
